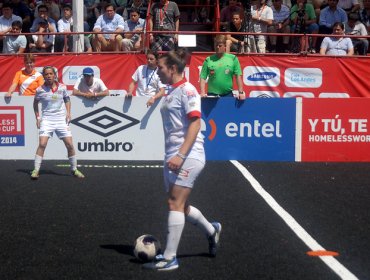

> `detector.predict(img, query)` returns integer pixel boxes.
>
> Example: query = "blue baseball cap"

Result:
[82,67,94,76]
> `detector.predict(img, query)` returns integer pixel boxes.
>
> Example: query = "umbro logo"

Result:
[71,107,140,137]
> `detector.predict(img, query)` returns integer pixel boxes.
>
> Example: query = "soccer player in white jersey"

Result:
[31,66,84,180]
[143,49,221,271]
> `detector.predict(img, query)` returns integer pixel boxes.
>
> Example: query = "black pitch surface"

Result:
[0,160,369,280]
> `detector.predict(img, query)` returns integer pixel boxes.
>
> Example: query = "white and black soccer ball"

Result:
[133,234,161,262]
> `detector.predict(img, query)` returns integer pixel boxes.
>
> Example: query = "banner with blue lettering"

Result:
[201,98,296,161]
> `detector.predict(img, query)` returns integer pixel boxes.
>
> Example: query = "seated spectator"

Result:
[34,0,61,22]
[320,22,354,55]
[268,0,290,52]
[290,0,319,53]
[30,5,57,34]
[29,18,55,52]
[359,0,370,33]
[149,0,180,52]
[0,3,23,52]
[55,3,72,52]
[123,0,148,20]
[121,7,145,52]
[72,67,109,99]
[194,6,212,23]
[55,4,93,53]
[92,4,124,52]
[84,0,99,31]
[226,11,247,53]
[337,0,360,14]
[345,12,368,55]
[318,0,348,34]
[220,0,243,31]
[2,20,27,54]
[111,0,128,15]
[10,0,32,32]
[317,0,348,50]
[249,0,273,53]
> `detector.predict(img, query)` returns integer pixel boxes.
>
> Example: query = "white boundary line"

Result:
[230,160,358,280]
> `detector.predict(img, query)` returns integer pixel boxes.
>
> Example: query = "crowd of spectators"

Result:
[0,0,369,55]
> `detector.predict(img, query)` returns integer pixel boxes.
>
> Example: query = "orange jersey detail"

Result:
[12,69,44,96]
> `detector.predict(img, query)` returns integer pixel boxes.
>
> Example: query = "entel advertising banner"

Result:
[0,54,369,97]
[201,98,296,161]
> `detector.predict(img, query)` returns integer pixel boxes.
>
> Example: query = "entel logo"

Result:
[203,118,282,141]
[71,107,140,137]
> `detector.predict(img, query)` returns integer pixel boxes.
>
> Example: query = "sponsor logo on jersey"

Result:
[71,107,140,137]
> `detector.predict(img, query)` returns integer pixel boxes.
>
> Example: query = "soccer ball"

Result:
[133,234,161,262]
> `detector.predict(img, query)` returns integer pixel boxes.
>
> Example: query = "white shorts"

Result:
[39,118,72,139]
[163,157,205,192]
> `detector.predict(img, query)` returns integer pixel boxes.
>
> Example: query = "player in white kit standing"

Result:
[31,66,84,180]
[143,49,221,271]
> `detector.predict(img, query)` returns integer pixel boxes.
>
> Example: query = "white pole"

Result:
[72,0,84,53]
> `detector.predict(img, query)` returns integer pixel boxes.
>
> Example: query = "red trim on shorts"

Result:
[188,111,201,119]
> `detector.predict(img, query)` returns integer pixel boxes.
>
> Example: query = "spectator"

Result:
[30,5,57,33]
[226,11,247,53]
[317,0,348,49]
[337,0,360,13]
[72,67,109,99]
[123,0,148,20]
[320,22,354,55]
[199,35,245,99]
[55,4,93,52]
[149,0,180,52]
[250,0,274,53]
[0,3,23,52]
[268,0,290,52]
[34,0,61,22]
[290,0,319,53]
[29,18,55,52]
[92,4,124,52]
[360,0,370,33]
[2,20,27,54]
[267,0,292,8]
[111,0,128,15]
[345,12,368,54]
[193,6,212,23]
[319,0,348,34]
[10,0,32,32]
[55,3,72,52]
[126,50,165,105]
[121,7,145,51]
[84,0,99,31]
[220,0,243,30]
[6,54,44,97]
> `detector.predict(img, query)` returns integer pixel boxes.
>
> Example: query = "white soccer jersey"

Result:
[132,65,165,97]
[160,78,205,162]
[35,82,69,119]
[73,77,108,94]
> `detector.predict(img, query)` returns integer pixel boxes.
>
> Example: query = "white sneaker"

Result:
[142,254,179,271]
